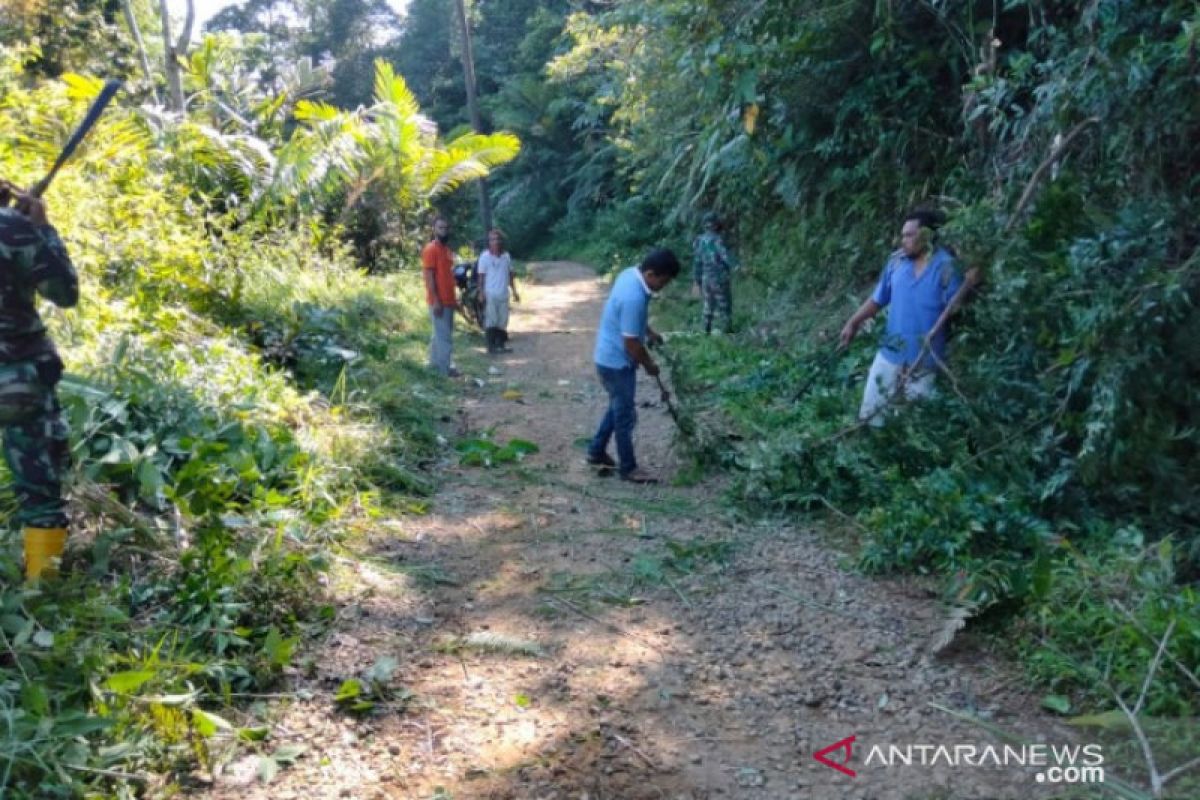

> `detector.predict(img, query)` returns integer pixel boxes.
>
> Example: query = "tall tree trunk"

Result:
[121,0,159,104]
[157,0,195,113]
[452,0,493,239]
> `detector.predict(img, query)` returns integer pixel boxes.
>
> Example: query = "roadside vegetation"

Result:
[0,14,516,795]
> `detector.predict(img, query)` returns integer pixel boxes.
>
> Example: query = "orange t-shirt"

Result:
[421,239,456,307]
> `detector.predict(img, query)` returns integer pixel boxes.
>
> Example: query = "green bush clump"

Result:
[1019,531,1199,717]
[0,41,490,794]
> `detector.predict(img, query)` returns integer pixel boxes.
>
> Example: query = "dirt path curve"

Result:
[203,262,1076,800]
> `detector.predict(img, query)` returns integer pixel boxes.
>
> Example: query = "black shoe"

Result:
[620,468,659,484]
[586,452,617,467]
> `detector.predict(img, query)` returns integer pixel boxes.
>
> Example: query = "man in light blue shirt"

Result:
[840,209,963,425]
[588,248,681,483]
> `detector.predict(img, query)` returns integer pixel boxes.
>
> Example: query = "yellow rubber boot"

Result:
[24,527,68,581]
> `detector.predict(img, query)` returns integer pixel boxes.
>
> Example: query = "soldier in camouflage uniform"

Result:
[0,180,78,580]
[691,212,739,334]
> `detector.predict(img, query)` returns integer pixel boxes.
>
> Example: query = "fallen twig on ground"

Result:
[1111,600,1200,695]
[540,594,662,653]
[73,480,169,549]
[1104,619,1200,799]
[609,730,658,771]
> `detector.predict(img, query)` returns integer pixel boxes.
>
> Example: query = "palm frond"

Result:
[59,72,105,102]
[168,121,277,202]
[419,132,521,197]
[372,61,420,120]
[246,58,522,220]
[294,100,344,123]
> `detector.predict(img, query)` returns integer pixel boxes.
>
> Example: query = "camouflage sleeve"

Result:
[691,236,703,284]
[716,237,739,271]
[30,225,79,309]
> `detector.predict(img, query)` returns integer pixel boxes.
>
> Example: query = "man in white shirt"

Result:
[476,228,520,353]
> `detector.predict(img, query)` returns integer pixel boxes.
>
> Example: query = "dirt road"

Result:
[202,262,1083,800]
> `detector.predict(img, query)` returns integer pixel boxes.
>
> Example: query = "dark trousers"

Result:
[589,364,638,475]
[701,275,732,333]
[0,357,70,527]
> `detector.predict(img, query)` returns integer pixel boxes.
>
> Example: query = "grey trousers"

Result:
[428,307,455,375]
[484,294,510,331]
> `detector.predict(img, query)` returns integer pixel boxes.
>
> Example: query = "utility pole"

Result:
[452,0,493,238]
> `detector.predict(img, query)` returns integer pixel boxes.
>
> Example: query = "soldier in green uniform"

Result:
[691,212,739,334]
[0,180,79,580]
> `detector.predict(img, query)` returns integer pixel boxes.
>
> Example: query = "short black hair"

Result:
[640,247,681,278]
[904,207,945,230]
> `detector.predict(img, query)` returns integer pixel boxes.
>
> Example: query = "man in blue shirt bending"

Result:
[840,209,963,425]
[587,248,681,483]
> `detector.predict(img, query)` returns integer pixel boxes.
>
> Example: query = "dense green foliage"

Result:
[0,11,515,791]
[0,0,138,78]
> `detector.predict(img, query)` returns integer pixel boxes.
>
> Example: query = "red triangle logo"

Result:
[813,734,857,777]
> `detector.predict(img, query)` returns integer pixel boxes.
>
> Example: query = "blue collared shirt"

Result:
[594,267,651,369]
[871,247,962,368]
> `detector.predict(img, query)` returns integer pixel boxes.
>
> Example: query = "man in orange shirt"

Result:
[422,216,458,377]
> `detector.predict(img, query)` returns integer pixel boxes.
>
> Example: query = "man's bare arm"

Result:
[840,298,881,348]
[624,337,659,376]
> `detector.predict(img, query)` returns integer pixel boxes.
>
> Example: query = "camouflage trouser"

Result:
[0,357,69,528]
[701,274,733,333]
